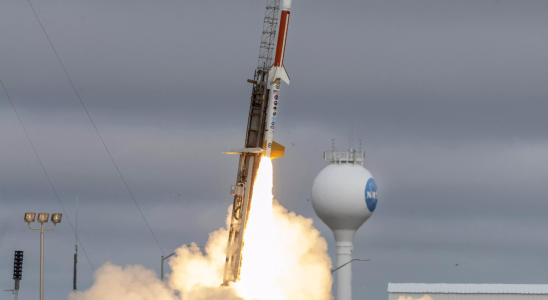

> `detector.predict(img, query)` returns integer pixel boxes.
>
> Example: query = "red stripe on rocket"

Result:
[268,0,291,84]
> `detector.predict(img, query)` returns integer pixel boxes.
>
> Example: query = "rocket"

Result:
[263,0,292,159]
[269,0,291,85]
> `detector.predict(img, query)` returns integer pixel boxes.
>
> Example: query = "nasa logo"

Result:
[274,95,278,100]
[365,178,378,212]
[274,101,278,105]
[271,122,275,126]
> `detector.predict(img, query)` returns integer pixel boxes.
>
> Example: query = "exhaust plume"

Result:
[70,158,332,300]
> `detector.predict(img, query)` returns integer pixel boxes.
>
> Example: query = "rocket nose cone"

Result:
[282,0,292,11]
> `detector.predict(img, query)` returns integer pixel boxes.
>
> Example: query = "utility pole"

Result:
[73,245,77,290]
[73,196,78,291]
[160,253,175,281]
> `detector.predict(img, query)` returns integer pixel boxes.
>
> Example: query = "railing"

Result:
[324,150,365,166]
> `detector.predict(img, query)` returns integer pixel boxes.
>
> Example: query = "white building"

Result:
[388,283,548,300]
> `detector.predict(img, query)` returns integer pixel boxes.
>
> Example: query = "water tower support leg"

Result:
[336,241,353,300]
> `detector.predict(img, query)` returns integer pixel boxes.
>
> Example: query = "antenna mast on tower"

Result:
[73,196,78,291]
[349,122,354,151]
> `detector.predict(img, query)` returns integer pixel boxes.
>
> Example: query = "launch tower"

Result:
[222,0,291,285]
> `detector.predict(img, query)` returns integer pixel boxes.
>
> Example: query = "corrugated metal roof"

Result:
[388,283,548,294]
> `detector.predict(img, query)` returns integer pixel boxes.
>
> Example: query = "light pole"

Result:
[331,258,369,274]
[24,212,62,300]
[160,253,175,281]
[161,245,205,280]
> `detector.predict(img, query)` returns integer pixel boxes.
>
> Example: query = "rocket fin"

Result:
[268,66,290,85]
[270,141,285,159]
[279,66,290,85]
[261,141,285,159]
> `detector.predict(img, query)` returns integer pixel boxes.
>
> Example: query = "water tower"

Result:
[311,143,378,300]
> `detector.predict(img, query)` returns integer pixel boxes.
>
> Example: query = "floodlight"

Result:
[51,213,62,224]
[24,213,36,223]
[37,213,49,224]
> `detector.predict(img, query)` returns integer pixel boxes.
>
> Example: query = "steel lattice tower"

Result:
[257,0,281,72]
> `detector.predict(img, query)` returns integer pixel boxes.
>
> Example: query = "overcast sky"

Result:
[1,0,548,299]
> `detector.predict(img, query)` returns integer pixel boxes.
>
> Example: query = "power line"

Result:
[0,79,96,272]
[25,0,165,256]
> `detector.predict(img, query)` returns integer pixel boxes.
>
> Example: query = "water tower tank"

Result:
[311,148,377,300]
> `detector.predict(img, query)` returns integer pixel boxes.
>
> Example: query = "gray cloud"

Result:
[1,0,548,299]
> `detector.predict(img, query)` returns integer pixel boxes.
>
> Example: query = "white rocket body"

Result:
[264,0,291,158]
[264,83,281,157]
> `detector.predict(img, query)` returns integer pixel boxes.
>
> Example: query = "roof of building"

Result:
[388,283,548,295]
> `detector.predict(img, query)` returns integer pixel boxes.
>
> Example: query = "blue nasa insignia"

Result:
[365,178,377,212]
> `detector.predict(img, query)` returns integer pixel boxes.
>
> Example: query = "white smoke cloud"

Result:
[267,200,333,300]
[397,295,433,300]
[167,231,241,300]
[69,201,332,300]
[68,263,177,300]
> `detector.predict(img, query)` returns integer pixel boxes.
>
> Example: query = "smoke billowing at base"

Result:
[69,160,332,300]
